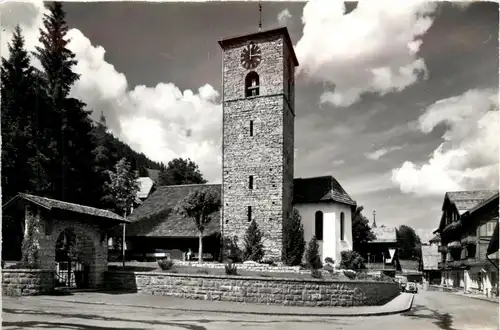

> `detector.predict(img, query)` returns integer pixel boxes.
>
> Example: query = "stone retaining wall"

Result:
[2,269,55,296]
[105,270,399,307]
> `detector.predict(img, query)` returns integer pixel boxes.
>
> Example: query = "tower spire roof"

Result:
[258,2,262,32]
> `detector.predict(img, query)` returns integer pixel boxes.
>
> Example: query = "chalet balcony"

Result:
[443,220,462,234]
[364,262,396,270]
[460,235,477,245]
[439,260,469,270]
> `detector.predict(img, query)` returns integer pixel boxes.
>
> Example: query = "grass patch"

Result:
[108,261,396,282]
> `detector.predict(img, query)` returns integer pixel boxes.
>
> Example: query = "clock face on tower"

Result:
[240,43,262,70]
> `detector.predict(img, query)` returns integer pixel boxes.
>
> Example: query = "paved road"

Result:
[2,290,498,330]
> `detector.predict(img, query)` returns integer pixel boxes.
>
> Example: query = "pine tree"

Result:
[1,25,39,202]
[91,111,115,209]
[283,208,306,266]
[305,236,322,269]
[243,220,265,262]
[33,2,98,206]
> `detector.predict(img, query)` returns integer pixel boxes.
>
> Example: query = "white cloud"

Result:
[365,145,405,160]
[1,1,222,183]
[295,1,437,106]
[391,88,499,196]
[277,8,292,26]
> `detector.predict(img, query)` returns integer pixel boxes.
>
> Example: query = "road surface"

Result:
[2,290,498,330]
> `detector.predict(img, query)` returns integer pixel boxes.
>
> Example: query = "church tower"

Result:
[218,27,298,261]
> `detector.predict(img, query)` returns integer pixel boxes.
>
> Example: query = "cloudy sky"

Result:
[1,1,498,242]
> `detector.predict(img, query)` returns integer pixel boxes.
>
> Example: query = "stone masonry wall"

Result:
[105,270,400,307]
[2,269,55,296]
[27,205,108,288]
[221,33,294,261]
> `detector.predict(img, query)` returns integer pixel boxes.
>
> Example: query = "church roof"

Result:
[218,27,299,67]
[125,184,221,238]
[122,175,356,237]
[293,176,356,206]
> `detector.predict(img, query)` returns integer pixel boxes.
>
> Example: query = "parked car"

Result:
[405,281,418,293]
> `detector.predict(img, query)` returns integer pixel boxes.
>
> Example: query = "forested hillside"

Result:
[1,3,163,211]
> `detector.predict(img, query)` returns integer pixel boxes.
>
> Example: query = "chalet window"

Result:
[340,212,345,241]
[315,211,323,240]
[250,120,254,136]
[245,71,260,97]
[248,206,252,222]
[249,175,254,189]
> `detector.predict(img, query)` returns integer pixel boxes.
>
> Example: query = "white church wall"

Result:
[294,202,353,265]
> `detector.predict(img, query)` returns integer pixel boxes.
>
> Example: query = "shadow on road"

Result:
[47,289,138,296]
[402,305,456,330]
[3,308,207,330]
[3,307,348,329]
[1,321,147,330]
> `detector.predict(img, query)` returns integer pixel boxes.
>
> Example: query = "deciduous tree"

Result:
[158,158,207,186]
[105,157,140,217]
[352,206,375,253]
[397,225,422,260]
[175,188,221,264]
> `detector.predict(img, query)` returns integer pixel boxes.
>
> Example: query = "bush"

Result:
[323,263,334,274]
[243,220,265,262]
[343,269,357,279]
[283,208,306,266]
[225,262,238,275]
[223,236,243,263]
[157,258,174,270]
[21,216,39,269]
[260,259,277,266]
[340,250,365,270]
[305,236,322,269]
[324,257,334,264]
[311,268,323,279]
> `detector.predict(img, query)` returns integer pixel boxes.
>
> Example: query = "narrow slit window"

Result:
[340,212,345,241]
[249,175,253,189]
[250,120,254,136]
[315,211,323,241]
[247,206,252,222]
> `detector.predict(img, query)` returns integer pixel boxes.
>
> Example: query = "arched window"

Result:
[315,211,323,241]
[340,212,345,241]
[245,71,260,97]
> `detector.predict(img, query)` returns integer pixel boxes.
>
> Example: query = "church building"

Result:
[124,27,356,264]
